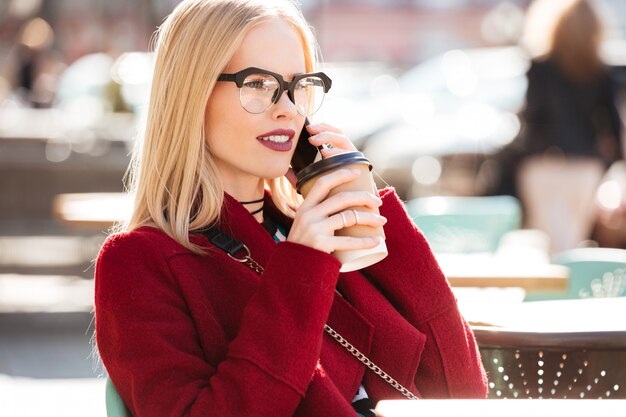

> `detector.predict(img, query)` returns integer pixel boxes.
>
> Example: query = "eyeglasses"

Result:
[217,67,332,116]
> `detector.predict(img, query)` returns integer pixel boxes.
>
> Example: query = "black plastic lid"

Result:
[296,151,372,193]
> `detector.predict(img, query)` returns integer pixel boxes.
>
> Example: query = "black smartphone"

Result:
[290,118,323,174]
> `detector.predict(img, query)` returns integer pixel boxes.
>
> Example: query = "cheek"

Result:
[205,91,233,148]
[205,106,256,159]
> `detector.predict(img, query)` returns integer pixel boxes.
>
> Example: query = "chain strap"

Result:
[229,246,418,400]
[323,324,419,400]
[227,244,265,274]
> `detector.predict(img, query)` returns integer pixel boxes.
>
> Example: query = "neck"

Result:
[222,178,265,223]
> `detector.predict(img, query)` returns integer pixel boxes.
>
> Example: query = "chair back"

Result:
[525,247,626,301]
[406,195,521,253]
[474,326,626,399]
[106,378,132,417]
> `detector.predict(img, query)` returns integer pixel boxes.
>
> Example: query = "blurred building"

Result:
[1,0,534,72]
[2,0,624,76]
[305,0,532,65]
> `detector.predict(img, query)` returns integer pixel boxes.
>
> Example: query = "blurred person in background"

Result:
[487,0,624,253]
[12,17,64,108]
[93,0,487,416]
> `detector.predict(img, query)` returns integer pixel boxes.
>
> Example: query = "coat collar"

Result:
[213,191,290,268]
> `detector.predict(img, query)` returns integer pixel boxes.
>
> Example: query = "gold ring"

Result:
[352,209,359,225]
[340,211,347,228]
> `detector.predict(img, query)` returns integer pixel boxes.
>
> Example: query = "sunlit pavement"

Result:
[0,272,104,416]
[0,376,106,417]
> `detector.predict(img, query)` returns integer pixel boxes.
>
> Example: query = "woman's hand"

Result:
[285,122,357,186]
[286,123,386,254]
[287,168,386,253]
[306,122,358,157]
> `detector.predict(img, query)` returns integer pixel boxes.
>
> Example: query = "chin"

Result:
[261,159,292,176]
[258,165,290,181]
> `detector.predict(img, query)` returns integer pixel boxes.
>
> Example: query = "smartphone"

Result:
[290,118,323,174]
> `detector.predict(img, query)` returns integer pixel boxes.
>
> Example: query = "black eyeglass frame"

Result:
[217,67,332,114]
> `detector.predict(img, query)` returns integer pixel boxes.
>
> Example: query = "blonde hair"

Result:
[122,0,318,252]
[521,0,604,81]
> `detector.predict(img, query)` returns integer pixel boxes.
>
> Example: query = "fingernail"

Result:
[351,169,361,175]
[379,215,387,224]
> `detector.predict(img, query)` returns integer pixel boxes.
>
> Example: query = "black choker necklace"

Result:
[249,206,264,216]
[239,197,264,216]
[239,197,264,205]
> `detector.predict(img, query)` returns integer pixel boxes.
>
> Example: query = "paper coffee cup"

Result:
[297,152,388,272]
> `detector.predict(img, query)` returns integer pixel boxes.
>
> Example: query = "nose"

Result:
[271,89,298,118]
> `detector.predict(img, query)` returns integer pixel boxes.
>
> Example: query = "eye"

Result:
[295,77,324,90]
[244,80,266,89]
[244,76,278,91]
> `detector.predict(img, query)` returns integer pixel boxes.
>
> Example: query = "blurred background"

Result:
[0,0,625,415]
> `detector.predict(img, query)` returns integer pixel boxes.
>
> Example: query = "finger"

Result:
[334,210,349,230]
[329,235,383,252]
[321,147,352,158]
[316,191,382,217]
[309,131,357,152]
[299,168,361,211]
[306,122,343,135]
[330,210,387,231]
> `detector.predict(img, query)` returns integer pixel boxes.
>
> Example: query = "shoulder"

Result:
[98,226,195,262]
[95,226,207,298]
[96,227,205,281]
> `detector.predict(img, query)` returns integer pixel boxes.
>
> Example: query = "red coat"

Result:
[95,187,487,416]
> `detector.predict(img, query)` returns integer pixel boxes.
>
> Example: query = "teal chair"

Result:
[406,195,522,253]
[106,378,132,417]
[525,247,626,301]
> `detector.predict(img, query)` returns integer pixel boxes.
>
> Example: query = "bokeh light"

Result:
[20,18,54,51]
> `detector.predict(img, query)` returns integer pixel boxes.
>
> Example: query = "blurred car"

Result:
[314,61,402,146]
[359,46,530,199]
[50,52,155,155]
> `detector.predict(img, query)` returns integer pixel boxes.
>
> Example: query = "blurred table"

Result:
[463,297,626,331]
[52,192,130,230]
[375,399,626,417]
[437,253,569,293]
[469,298,626,400]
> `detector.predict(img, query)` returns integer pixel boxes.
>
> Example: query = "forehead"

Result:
[225,18,306,77]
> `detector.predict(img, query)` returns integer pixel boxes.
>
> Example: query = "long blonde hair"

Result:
[123,0,318,252]
[521,0,604,81]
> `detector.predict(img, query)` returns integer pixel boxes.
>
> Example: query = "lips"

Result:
[256,128,296,152]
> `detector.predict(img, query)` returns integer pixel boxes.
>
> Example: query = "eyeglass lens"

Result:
[240,73,326,116]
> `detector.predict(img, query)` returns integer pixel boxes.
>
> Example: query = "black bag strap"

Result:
[195,226,245,257]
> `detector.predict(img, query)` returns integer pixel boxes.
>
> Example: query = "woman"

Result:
[94,1,487,416]
[487,0,623,252]
[518,0,622,161]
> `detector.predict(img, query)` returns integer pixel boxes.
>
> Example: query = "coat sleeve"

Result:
[363,187,488,398]
[95,231,341,417]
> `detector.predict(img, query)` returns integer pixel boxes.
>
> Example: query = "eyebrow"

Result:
[232,67,306,79]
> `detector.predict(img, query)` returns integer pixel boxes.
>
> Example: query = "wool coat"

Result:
[95,187,487,416]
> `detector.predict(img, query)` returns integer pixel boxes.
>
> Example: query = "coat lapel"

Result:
[337,271,426,399]
[215,193,278,267]
[321,293,373,400]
